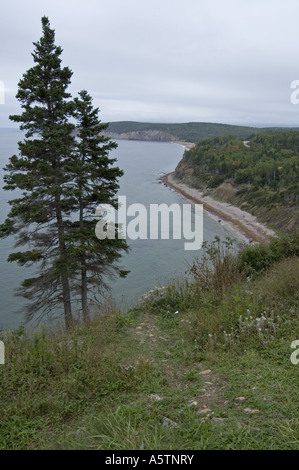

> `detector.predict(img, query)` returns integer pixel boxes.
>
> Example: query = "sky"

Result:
[1,0,299,127]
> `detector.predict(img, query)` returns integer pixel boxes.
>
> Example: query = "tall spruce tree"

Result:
[0,17,76,328]
[1,18,129,328]
[70,90,129,322]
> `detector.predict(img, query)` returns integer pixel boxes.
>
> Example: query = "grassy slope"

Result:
[0,252,298,450]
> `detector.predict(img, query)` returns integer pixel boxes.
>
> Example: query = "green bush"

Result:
[239,231,299,276]
[269,231,299,258]
[239,244,279,276]
[209,174,226,188]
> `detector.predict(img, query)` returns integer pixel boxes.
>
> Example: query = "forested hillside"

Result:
[174,131,299,232]
[105,121,296,143]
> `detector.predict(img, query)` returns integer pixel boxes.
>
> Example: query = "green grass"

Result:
[0,246,298,449]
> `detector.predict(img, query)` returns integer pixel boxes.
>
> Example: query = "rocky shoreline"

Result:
[161,172,276,244]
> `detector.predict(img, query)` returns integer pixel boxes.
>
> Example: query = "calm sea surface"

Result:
[0,129,241,329]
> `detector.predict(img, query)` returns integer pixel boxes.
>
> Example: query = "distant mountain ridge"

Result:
[104,121,299,144]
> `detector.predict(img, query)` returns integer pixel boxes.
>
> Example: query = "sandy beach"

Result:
[162,172,276,244]
[174,141,196,150]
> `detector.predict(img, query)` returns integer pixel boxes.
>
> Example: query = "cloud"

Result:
[1,0,299,127]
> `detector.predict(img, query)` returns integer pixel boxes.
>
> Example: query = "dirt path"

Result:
[129,312,228,418]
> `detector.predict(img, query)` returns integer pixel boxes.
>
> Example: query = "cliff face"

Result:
[103,129,176,142]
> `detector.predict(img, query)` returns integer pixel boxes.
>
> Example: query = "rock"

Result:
[235,397,247,403]
[199,369,212,375]
[198,408,211,414]
[150,394,163,402]
[211,417,225,422]
[75,427,86,437]
[160,417,179,428]
[244,407,259,414]
[189,401,198,407]
[125,365,136,372]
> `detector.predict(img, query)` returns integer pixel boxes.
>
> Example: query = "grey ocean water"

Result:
[0,130,241,329]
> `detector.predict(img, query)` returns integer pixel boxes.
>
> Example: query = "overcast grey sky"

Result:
[1,0,299,127]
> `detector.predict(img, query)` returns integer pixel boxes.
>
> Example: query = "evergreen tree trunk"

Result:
[79,193,89,323]
[81,260,89,323]
[61,273,73,329]
[55,192,73,329]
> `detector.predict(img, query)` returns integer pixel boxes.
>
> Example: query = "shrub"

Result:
[239,231,299,277]
[239,244,279,276]
[189,236,242,296]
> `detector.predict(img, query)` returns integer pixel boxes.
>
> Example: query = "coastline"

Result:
[174,141,196,150]
[161,172,276,244]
